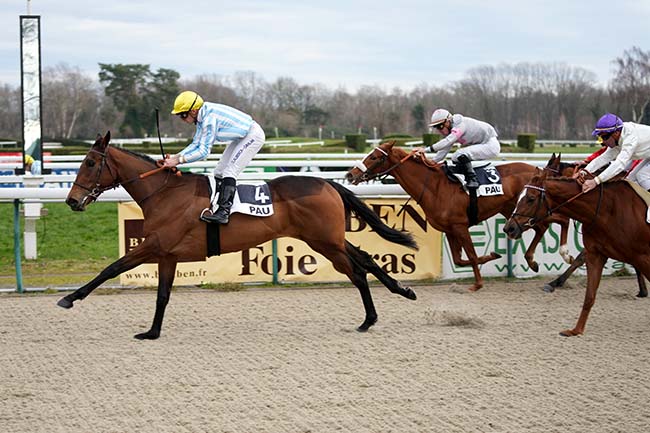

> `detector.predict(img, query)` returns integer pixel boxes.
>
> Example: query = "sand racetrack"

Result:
[1,277,649,433]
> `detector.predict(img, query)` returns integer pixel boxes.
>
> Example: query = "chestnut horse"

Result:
[59,132,418,339]
[536,154,646,297]
[346,141,568,291]
[504,157,650,336]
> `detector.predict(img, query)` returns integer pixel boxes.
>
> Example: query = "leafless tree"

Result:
[610,46,650,123]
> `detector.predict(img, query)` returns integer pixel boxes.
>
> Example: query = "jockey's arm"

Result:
[593,135,638,185]
[164,115,217,169]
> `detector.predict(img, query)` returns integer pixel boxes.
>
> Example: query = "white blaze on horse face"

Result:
[516,188,527,207]
[352,147,386,173]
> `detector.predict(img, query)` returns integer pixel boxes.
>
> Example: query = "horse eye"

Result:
[85,159,96,168]
[526,195,535,203]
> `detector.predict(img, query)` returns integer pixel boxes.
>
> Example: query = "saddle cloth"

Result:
[624,180,650,223]
[448,163,504,197]
[206,176,274,217]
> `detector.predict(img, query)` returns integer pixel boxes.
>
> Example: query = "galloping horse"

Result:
[346,141,568,291]
[59,132,418,339]
[536,154,646,297]
[504,156,650,336]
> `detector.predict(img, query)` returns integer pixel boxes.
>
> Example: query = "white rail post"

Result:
[22,175,44,259]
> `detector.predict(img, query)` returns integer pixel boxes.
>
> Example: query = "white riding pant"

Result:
[449,136,501,162]
[626,159,650,190]
[214,122,265,179]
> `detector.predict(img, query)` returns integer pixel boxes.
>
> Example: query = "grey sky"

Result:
[1,0,649,90]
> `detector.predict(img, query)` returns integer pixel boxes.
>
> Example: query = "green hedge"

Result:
[517,133,536,153]
[345,134,367,152]
[422,133,441,148]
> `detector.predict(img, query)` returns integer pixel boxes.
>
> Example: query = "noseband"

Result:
[352,147,421,182]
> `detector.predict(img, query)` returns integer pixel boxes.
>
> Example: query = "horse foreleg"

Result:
[134,256,178,340]
[557,219,574,264]
[522,223,547,273]
[560,250,606,337]
[57,237,159,309]
[544,250,586,293]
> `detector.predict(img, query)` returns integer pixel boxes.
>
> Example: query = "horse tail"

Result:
[326,180,418,250]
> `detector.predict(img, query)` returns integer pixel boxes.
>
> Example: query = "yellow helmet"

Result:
[24,154,34,164]
[171,91,204,115]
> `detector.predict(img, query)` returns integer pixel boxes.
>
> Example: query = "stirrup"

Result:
[200,208,220,223]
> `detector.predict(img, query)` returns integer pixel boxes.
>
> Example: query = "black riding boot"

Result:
[203,177,236,224]
[457,154,479,189]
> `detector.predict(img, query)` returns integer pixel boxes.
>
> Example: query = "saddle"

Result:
[624,180,650,223]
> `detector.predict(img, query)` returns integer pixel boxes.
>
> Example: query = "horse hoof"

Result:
[492,252,502,259]
[543,284,556,293]
[559,329,580,337]
[57,297,73,309]
[404,287,417,300]
[134,331,160,340]
[468,285,481,292]
[637,292,648,298]
[530,262,539,273]
[356,317,377,332]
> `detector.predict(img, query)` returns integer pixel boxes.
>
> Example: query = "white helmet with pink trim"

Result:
[429,108,452,127]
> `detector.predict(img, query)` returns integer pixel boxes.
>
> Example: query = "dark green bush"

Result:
[345,134,367,152]
[517,133,536,153]
[422,133,441,148]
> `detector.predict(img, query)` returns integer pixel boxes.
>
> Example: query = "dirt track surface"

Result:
[1,277,649,433]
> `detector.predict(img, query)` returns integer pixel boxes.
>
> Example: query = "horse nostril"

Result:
[66,197,78,208]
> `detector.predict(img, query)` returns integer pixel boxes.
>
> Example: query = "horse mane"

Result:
[112,146,159,165]
[110,146,202,178]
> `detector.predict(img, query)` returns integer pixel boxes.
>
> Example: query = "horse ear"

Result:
[98,131,111,150]
[386,140,395,149]
[547,153,556,167]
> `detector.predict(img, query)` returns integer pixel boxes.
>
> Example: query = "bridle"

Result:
[73,147,121,205]
[351,147,429,182]
[510,184,554,231]
[73,146,174,206]
[511,181,604,232]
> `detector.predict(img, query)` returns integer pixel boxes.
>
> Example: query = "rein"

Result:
[352,148,439,216]
[513,182,604,231]
[74,146,177,205]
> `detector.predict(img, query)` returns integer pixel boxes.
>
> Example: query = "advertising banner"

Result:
[118,199,443,286]
[441,215,630,279]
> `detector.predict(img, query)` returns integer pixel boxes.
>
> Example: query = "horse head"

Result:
[345,140,398,184]
[66,131,117,211]
[503,167,550,240]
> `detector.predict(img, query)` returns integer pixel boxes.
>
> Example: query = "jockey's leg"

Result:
[205,122,265,224]
[628,160,650,190]
[455,153,479,189]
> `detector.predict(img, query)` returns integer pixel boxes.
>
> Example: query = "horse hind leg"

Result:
[308,240,378,332]
[634,267,647,298]
[345,241,417,300]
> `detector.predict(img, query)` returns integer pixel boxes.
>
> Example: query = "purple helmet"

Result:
[592,113,623,136]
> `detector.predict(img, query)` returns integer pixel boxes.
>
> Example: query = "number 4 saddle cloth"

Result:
[203,176,274,218]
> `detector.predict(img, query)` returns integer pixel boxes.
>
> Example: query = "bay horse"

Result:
[345,141,568,291]
[58,132,419,339]
[538,154,647,297]
[503,156,650,336]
